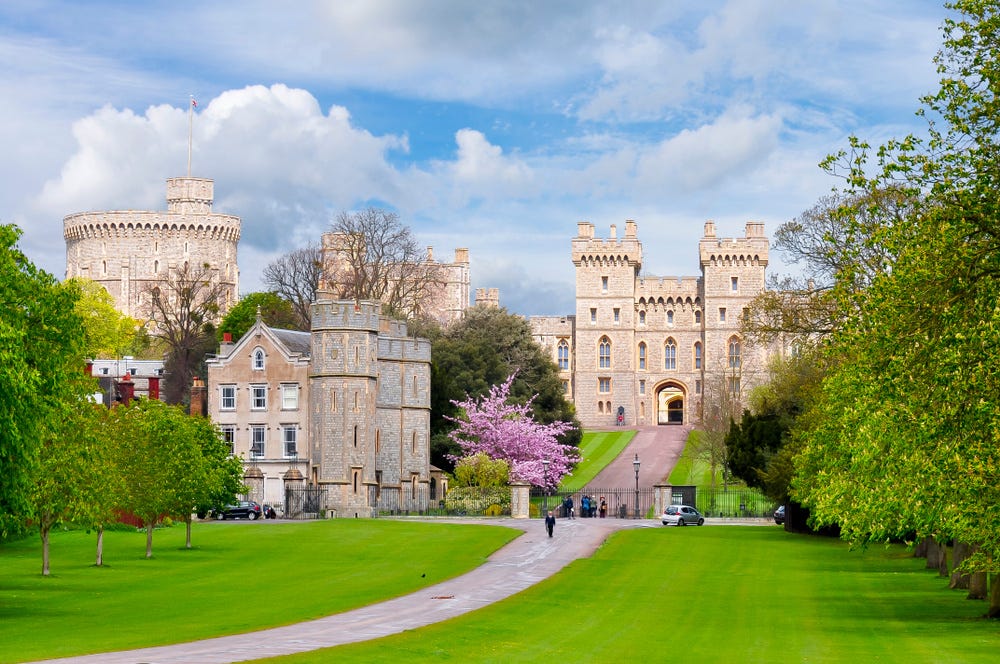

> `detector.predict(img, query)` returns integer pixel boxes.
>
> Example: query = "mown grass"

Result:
[667,428,718,486]
[0,519,515,662]
[560,429,636,491]
[266,527,1000,663]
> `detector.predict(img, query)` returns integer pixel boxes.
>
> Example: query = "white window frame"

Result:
[281,384,298,410]
[252,347,266,370]
[250,425,265,458]
[282,425,298,458]
[251,384,267,411]
[220,425,235,456]
[220,385,236,411]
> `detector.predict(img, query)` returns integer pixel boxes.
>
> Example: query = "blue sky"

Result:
[1,1,947,316]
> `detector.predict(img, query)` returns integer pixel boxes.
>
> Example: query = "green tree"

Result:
[0,225,88,538]
[71,277,146,359]
[218,291,302,341]
[789,0,1000,615]
[452,453,510,488]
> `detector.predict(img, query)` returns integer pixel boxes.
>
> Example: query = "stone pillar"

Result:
[282,467,305,518]
[510,482,531,519]
[654,483,673,517]
[244,466,264,504]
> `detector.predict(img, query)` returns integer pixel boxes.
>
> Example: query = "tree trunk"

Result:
[925,537,943,571]
[41,524,51,577]
[950,541,971,590]
[914,537,929,558]
[987,573,1000,619]
[969,572,988,600]
[145,521,155,559]
[185,514,193,549]
[937,542,949,578]
[95,526,105,567]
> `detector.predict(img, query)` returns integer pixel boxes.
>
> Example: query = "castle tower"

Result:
[571,221,642,426]
[63,177,240,322]
[309,297,381,517]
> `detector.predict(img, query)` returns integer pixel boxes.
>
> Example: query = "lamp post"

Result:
[633,453,641,519]
[542,459,550,515]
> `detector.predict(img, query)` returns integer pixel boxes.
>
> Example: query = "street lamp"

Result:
[542,459,550,515]
[633,453,641,519]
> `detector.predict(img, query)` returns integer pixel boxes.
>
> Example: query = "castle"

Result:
[530,220,772,429]
[63,177,240,323]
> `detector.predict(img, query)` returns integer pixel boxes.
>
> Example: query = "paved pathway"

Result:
[588,424,690,488]
[30,517,645,664]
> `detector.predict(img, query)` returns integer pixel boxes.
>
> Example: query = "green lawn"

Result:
[263,527,1000,663]
[0,520,515,662]
[667,429,718,485]
[560,429,636,491]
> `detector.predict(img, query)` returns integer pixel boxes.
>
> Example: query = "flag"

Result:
[191,97,197,108]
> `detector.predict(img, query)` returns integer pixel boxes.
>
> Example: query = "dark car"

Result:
[773,505,786,525]
[661,504,705,526]
[218,500,263,520]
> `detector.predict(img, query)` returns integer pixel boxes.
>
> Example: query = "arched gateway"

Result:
[656,383,686,425]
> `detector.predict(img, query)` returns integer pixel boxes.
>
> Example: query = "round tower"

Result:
[63,177,240,322]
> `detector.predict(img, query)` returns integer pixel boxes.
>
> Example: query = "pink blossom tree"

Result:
[448,374,578,489]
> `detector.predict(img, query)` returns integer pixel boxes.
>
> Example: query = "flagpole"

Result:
[187,96,194,177]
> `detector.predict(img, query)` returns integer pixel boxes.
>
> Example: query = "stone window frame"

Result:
[728,336,742,369]
[637,342,647,370]
[220,424,236,456]
[664,338,677,370]
[598,377,611,394]
[557,340,570,370]
[252,347,266,371]
[598,336,612,369]
[693,342,703,370]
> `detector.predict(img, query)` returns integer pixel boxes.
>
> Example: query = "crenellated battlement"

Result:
[699,220,769,268]
[310,298,381,332]
[572,220,642,267]
[63,211,241,242]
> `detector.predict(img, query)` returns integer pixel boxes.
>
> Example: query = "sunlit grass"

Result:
[560,429,636,491]
[0,519,515,662]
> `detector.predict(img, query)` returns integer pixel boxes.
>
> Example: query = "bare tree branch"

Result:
[262,243,322,329]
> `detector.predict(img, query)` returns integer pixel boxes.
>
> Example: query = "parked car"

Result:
[661,504,705,526]
[218,501,263,520]
[773,505,786,525]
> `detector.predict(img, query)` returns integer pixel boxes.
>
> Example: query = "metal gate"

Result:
[532,487,657,519]
[285,486,327,519]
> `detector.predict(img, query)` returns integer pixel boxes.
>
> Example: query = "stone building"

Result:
[206,297,438,516]
[531,220,772,429]
[320,231,471,326]
[63,176,240,323]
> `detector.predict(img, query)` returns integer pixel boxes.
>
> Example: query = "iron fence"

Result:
[532,487,656,519]
[285,486,327,519]
[694,487,774,518]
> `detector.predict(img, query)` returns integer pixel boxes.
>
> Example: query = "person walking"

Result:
[545,510,556,537]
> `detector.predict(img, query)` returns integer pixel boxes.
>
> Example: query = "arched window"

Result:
[728,337,741,368]
[639,310,646,325]
[557,340,570,370]
[694,342,703,369]
[667,310,674,325]
[598,336,611,369]
[638,342,646,370]
[664,338,676,370]
[253,348,265,370]
[695,310,702,324]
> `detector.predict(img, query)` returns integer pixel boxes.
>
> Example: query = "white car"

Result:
[661,504,705,526]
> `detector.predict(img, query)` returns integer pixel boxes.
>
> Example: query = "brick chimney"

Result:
[190,377,207,416]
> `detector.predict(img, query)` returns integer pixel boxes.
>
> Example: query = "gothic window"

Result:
[638,342,646,370]
[695,310,702,324]
[557,340,570,370]
[253,348,265,370]
[639,380,645,395]
[694,342,703,370]
[728,337,742,368]
[667,310,674,325]
[729,376,741,395]
[732,276,739,291]
[719,307,727,323]
[613,308,620,324]
[639,310,646,325]
[590,308,597,323]
[598,337,611,368]
[601,276,608,293]
[664,338,676,370]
